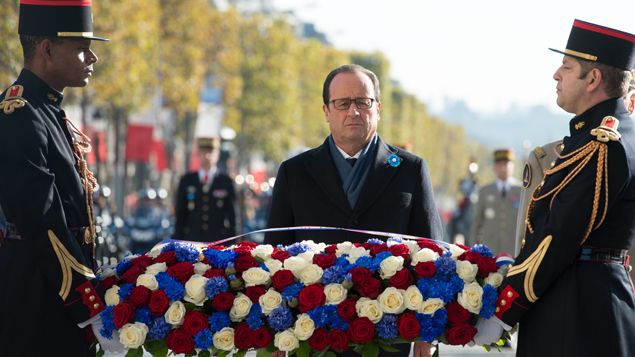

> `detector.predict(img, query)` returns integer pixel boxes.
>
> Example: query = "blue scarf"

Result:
[328,134,377,209]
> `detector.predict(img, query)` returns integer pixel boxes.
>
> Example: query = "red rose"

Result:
[349,317,375,343]
[349,267,372,286]
[148,290,170,316]
[100,276,118,290]
[234,241,258,255]
[128,286,151,307]
[445,323,477,345]
[476,257,498,278]
[167,262,195,283]
[324,245,337,255]
[337,298,358,322]
[246,286,267,304]
[212,291,235,311]
[312,254,337,269]
[120,264,143,284]
[298,284,326,313]
[166,329,195,354]
[234,323,253,350]
[206,244,226,251]
[234,255,259,272]
[203,268,225,278]
[130,255,153,270]
[271,249,290,262]
[183,311,210,336]
[446,302,470,324]
[389,268,413,289]
[252,327,272,349]
[308,328,329,351]
[328,329,350,352]
[389,244,410,260]
[113,303,135,329]
[417,240,444,255]
[357,277,381,299]
[414,261,436,278]
[369,243,388,257]
[271,270,295,292]
[156,250,177,265]
[398,313,421,340]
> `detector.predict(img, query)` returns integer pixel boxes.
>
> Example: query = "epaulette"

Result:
[590,116,621,142]
[0,85,27,115]
[533,146,546,159]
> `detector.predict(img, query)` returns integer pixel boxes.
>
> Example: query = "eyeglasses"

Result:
[329,97,376,111]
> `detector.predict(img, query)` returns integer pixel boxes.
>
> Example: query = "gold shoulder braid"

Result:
[525,116,619,245]
[0,85,28,114]
[63,116,98,245]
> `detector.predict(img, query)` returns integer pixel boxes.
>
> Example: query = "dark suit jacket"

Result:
[174,171,236,242]
[265,136,443,246]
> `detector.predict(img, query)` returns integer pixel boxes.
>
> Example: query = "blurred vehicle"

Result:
[121,188,172,254]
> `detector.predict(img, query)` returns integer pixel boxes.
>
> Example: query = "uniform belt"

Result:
[1,222,89,242]
[577,246,630,268]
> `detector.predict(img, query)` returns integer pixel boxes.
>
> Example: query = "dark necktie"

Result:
[346,158,357,167]
[501,186,507,198]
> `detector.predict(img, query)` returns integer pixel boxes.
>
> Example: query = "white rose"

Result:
[251,244,274,260]
[386,238,403,247]
[118,322,148,349]
[259,288,283,315]
[419,298,445,315]
[297,264,323,285]
[213,327,235,351]
[145,262,167,275]
[297,251,315,263]
[293,314,315,341]
[165,301,186,325]
[147,248,161,259]
[412,248,439,265]
[230,293,252,321]
[356,298,383,323]
[324,284,347,305]
[346,246,370,264]
[264,259,283,275]
[184,274,208,306]
[404,286,423,311]
[379,256,404,279]
[136,273,159,291]
[242,267,271,287]
[274,330,300,352]
[306,241,326,253]
[485,272,504,288]
[456,260,478,283]
[284,257,308,273]
[404,240,420,255]
[378,287,406,314]
[193,262,211,275]
[335,242,354,257]
[449,244,466,259]
[104,285,120,306]
[457,282,483,314]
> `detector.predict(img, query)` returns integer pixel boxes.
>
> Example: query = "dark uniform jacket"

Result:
[495,98,635,357]
[0,70,105,356]
[265,136,444,246]
[174,171,236,242]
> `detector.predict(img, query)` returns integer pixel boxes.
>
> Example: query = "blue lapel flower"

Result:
[387,153,401,167]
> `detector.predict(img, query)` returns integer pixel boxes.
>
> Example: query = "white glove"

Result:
[91,316,126,353]
[472,317,506,345]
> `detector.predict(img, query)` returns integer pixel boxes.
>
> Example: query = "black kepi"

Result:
[18,0,108,41]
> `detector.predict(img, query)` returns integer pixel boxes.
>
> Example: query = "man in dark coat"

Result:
[0,0,122,355]
[174,137,236,242]
[266,64,443,357]
[473,19,635,357]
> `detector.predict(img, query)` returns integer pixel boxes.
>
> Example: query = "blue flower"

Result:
[308,305,332,329]
[174,243,200,263]
[135,307,152,325]
[387,153,401,167]
[377,314,398,339]
[267,306,293,332]
[247,305,264,329]
[366,238,384,245]
[99,306,116,339]
[287,242,310,256]
[335,257,350,267]
[322,265,350,285]
[259,262,269,272]
[417,275,464,303]
[353,256,372,269]
[434,256,457,279]
[471,244,494,258]
[371,252,392,272]
[480,284,497,318]
[155,272,185,301]
[194,329,213,350]
[282,283,304,302]
[417,309,447,342]
[148,317,171,340]
[205,276,229,299]
[387,237,403,244]
[203,249,237,269]
[115,259,132,277]
[209,312,231,333]
[118,283,134,300]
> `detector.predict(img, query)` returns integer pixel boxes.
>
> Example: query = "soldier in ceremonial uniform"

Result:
[473,20,635,357]
[174,137,236,242]
[471,149,521,255]
[0,1,122,355]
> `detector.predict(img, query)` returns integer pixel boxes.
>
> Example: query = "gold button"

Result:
[202,214,209,220]
[500,299,507,306]
[507,291,513,298]
[89,296,96,302]
[84,288,91,294]
[93,303,100,309]
[495,307,500,313]
[550,161,555,168]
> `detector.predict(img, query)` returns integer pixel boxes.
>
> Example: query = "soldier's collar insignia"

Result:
[590,116,621,142]
[387,153,401,167]
[0,85,27,115]
[522,163,532,188]
[47,93,58,103]
[574,121,585,130]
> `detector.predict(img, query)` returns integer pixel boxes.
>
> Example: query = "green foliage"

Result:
[145,339,169,357]
[125,347,144,357]
[0,0,21,87]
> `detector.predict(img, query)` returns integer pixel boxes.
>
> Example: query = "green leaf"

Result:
[125,348,144,357]
[323,352,337,357]
[296,341,310,357]
[256,348,273,357]
[378,344,400,353]
[145,340,169,357]
[232,350,247,357]
[360,343,379,357]
[432,344,439,357]
[96,349,105,357]
[217,350,230,357]
[198,350,211,357]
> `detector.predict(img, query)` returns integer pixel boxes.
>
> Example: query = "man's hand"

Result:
[271,351,285,357]
[472,317,505,346]
[413,341,432,357]
[91,316,126,353]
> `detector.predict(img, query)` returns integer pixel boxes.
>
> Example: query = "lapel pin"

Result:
[387,153,401,167]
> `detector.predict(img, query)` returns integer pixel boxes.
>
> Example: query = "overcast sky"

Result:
[273,0,633,114]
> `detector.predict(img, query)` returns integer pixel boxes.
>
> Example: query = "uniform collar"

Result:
[17,69,64,107]
[568,98,628,136]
